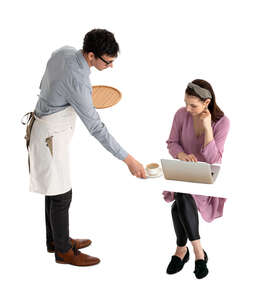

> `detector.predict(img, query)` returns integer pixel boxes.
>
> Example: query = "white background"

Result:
[1,0,265,298]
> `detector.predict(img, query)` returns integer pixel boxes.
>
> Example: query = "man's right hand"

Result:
[124,154,146,179]
[177,152,198,162]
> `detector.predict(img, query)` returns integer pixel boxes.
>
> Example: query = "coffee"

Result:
[147,163,159,169]
[146,163,160,176]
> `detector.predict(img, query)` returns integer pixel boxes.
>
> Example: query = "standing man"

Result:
[27,29,146,267]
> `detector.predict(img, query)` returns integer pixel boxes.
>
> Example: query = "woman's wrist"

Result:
[204,127,214,147]
[203,123,212,132]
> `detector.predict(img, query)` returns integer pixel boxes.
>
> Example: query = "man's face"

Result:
[93,54,115,71]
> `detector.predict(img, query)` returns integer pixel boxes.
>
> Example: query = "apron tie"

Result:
[21,111,36,173]
[21,112,36,150]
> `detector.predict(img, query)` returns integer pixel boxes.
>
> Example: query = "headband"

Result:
[187,82,212,99]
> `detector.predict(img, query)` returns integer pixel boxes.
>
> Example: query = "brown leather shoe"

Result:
[47,238,92,253]
[55,245,100,266]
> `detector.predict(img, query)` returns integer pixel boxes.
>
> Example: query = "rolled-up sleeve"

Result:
[166,109,185,158]
[200,116,230,164]
[65,76,128,161]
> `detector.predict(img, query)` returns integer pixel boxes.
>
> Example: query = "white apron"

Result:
[29,106,76,195]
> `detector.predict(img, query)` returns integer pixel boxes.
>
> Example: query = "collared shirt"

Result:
[34,46,128,160]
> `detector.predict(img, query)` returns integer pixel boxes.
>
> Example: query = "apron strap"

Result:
[22,112,36,173]
[22,112,36,149]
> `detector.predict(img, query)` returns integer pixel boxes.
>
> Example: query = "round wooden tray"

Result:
[92,85,122,109]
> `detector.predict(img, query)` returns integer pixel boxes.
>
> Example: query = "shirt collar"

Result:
[76,49,91,75]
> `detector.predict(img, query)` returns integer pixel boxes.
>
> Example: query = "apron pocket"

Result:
[45,136,54,157]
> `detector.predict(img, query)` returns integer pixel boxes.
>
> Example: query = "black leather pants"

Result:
[171,192,200,246]
[45,189,73,253]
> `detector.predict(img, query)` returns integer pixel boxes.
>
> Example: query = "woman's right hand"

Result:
[177,152,198,162]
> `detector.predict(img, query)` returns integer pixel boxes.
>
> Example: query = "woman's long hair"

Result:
[185,79,224,122]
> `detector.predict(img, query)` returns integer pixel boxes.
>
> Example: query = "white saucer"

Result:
[145,167,163,178]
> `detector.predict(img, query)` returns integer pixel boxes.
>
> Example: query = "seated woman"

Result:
[163,79,230,279]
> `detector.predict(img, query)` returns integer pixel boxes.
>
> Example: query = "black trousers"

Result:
[45,189,73,253]
[171,192,200,247]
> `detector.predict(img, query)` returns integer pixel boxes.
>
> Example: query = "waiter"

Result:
[26,29,146,267]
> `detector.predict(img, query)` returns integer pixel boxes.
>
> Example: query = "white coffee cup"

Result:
[146,163,160,176]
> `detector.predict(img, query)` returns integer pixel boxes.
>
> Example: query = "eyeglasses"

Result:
[97,55,114,65]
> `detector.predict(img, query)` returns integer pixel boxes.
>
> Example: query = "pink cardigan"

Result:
[163,107,230,222]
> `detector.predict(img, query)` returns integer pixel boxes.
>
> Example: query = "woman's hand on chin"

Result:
[200,109,212,130]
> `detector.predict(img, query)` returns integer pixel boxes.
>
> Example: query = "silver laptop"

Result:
[160,159,220,184]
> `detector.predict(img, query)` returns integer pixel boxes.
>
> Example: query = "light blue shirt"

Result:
[35,46,128,160]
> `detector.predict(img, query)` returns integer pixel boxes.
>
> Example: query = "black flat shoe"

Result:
[194,250,209,279]
[166,247,190,274]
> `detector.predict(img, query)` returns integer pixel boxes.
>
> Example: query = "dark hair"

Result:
[82,29,119,58]
[185,79,224,122]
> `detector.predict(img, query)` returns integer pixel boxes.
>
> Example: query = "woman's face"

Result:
[184,94,209,116]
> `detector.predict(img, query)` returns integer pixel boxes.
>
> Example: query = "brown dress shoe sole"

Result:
[55,258,100,267]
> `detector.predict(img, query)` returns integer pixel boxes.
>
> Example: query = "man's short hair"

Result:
[83,29,119,58]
